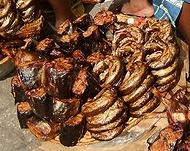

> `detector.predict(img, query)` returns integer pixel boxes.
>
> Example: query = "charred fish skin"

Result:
[44,57,74,98]
[0,10,17,32]
[130,97,160,117]
[72,50,86,64]
[26,87,53,120]
[102,56,124,88]
[123,26,144,44]
[82,25,100,52]
[156,78,179,93]
[16,0,34,11]
[94,10,117,26]
[144,36,167,51]
[149,43,179,70]
[27,116,61,141]
[86,51,105,65]
[119,62,148,95]
[91,124,125,141]
[92,55,124,88]
[86,98,125,126]
[72,68,88,96]
[5,13,23,34]
[151,58,179,78]
[144,20,172,43]
[52,97,80,123]
[80,26,102,56]
[11,76,27,104]
[16,15,44,39]
[112,27,144,51]
[156,70,178,86]
[21,6,40,23]
[58,31,81,55]
[14,50,39,68]
[123,74,154,104]
[17,102,33,129]
[82,86,117,117]
[57,19,73,36]
[129,90,153,110]
[73,13,93,31]
[16,0,41,23]
[145,51,162,63]
[149,123,184,151]
[87,111,128,133]
[76,70,101,101]
[83,25,100,40]
[0,0,14,19]
[59,113,85,146]
[17,62,43,90]
[36,38,55,54]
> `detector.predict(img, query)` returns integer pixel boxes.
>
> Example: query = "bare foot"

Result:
[121,0,154,17]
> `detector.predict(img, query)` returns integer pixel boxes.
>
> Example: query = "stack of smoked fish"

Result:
[8,10,181,146]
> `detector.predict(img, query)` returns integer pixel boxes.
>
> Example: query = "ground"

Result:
[0,78,40,151]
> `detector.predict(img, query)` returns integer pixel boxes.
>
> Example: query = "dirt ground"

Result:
[0,78,40,151]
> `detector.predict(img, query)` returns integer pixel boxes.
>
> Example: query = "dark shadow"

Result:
[39,0,56,37]
[0,70,16,81]
[108,0,126,12]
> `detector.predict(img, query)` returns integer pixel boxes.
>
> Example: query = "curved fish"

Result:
[123,74,154,103]
[156,70,178,86]
[6,13,22,34]
[22,6,36,19]
[87,112,127,132]
[129,90,153,110]
[0,0,13,19]
[16,0,34,10]
[151,58,179,77]
[0,12,15,31]
[145,51,162,63]
[119,62,147,95]
[86,98,124,126]
[149,43,179,69]
[157,78,179,93]
[101,56,124,87]
[82,86,117,117]
[130,97,160,117]
[91,124,125,141]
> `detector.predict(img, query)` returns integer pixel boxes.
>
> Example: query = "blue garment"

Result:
[153,0,190,27]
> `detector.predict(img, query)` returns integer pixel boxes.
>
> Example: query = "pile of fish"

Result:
[0,0,42,35]
[8,10,181,146]
[82,86,128,141]
[149,88,190,150]
[143,19,180,93]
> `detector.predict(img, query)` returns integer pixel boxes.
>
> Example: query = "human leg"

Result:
[121,0,154,17]
[177,2,190,45]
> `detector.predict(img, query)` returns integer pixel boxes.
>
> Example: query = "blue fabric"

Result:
[153,0,190,27]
